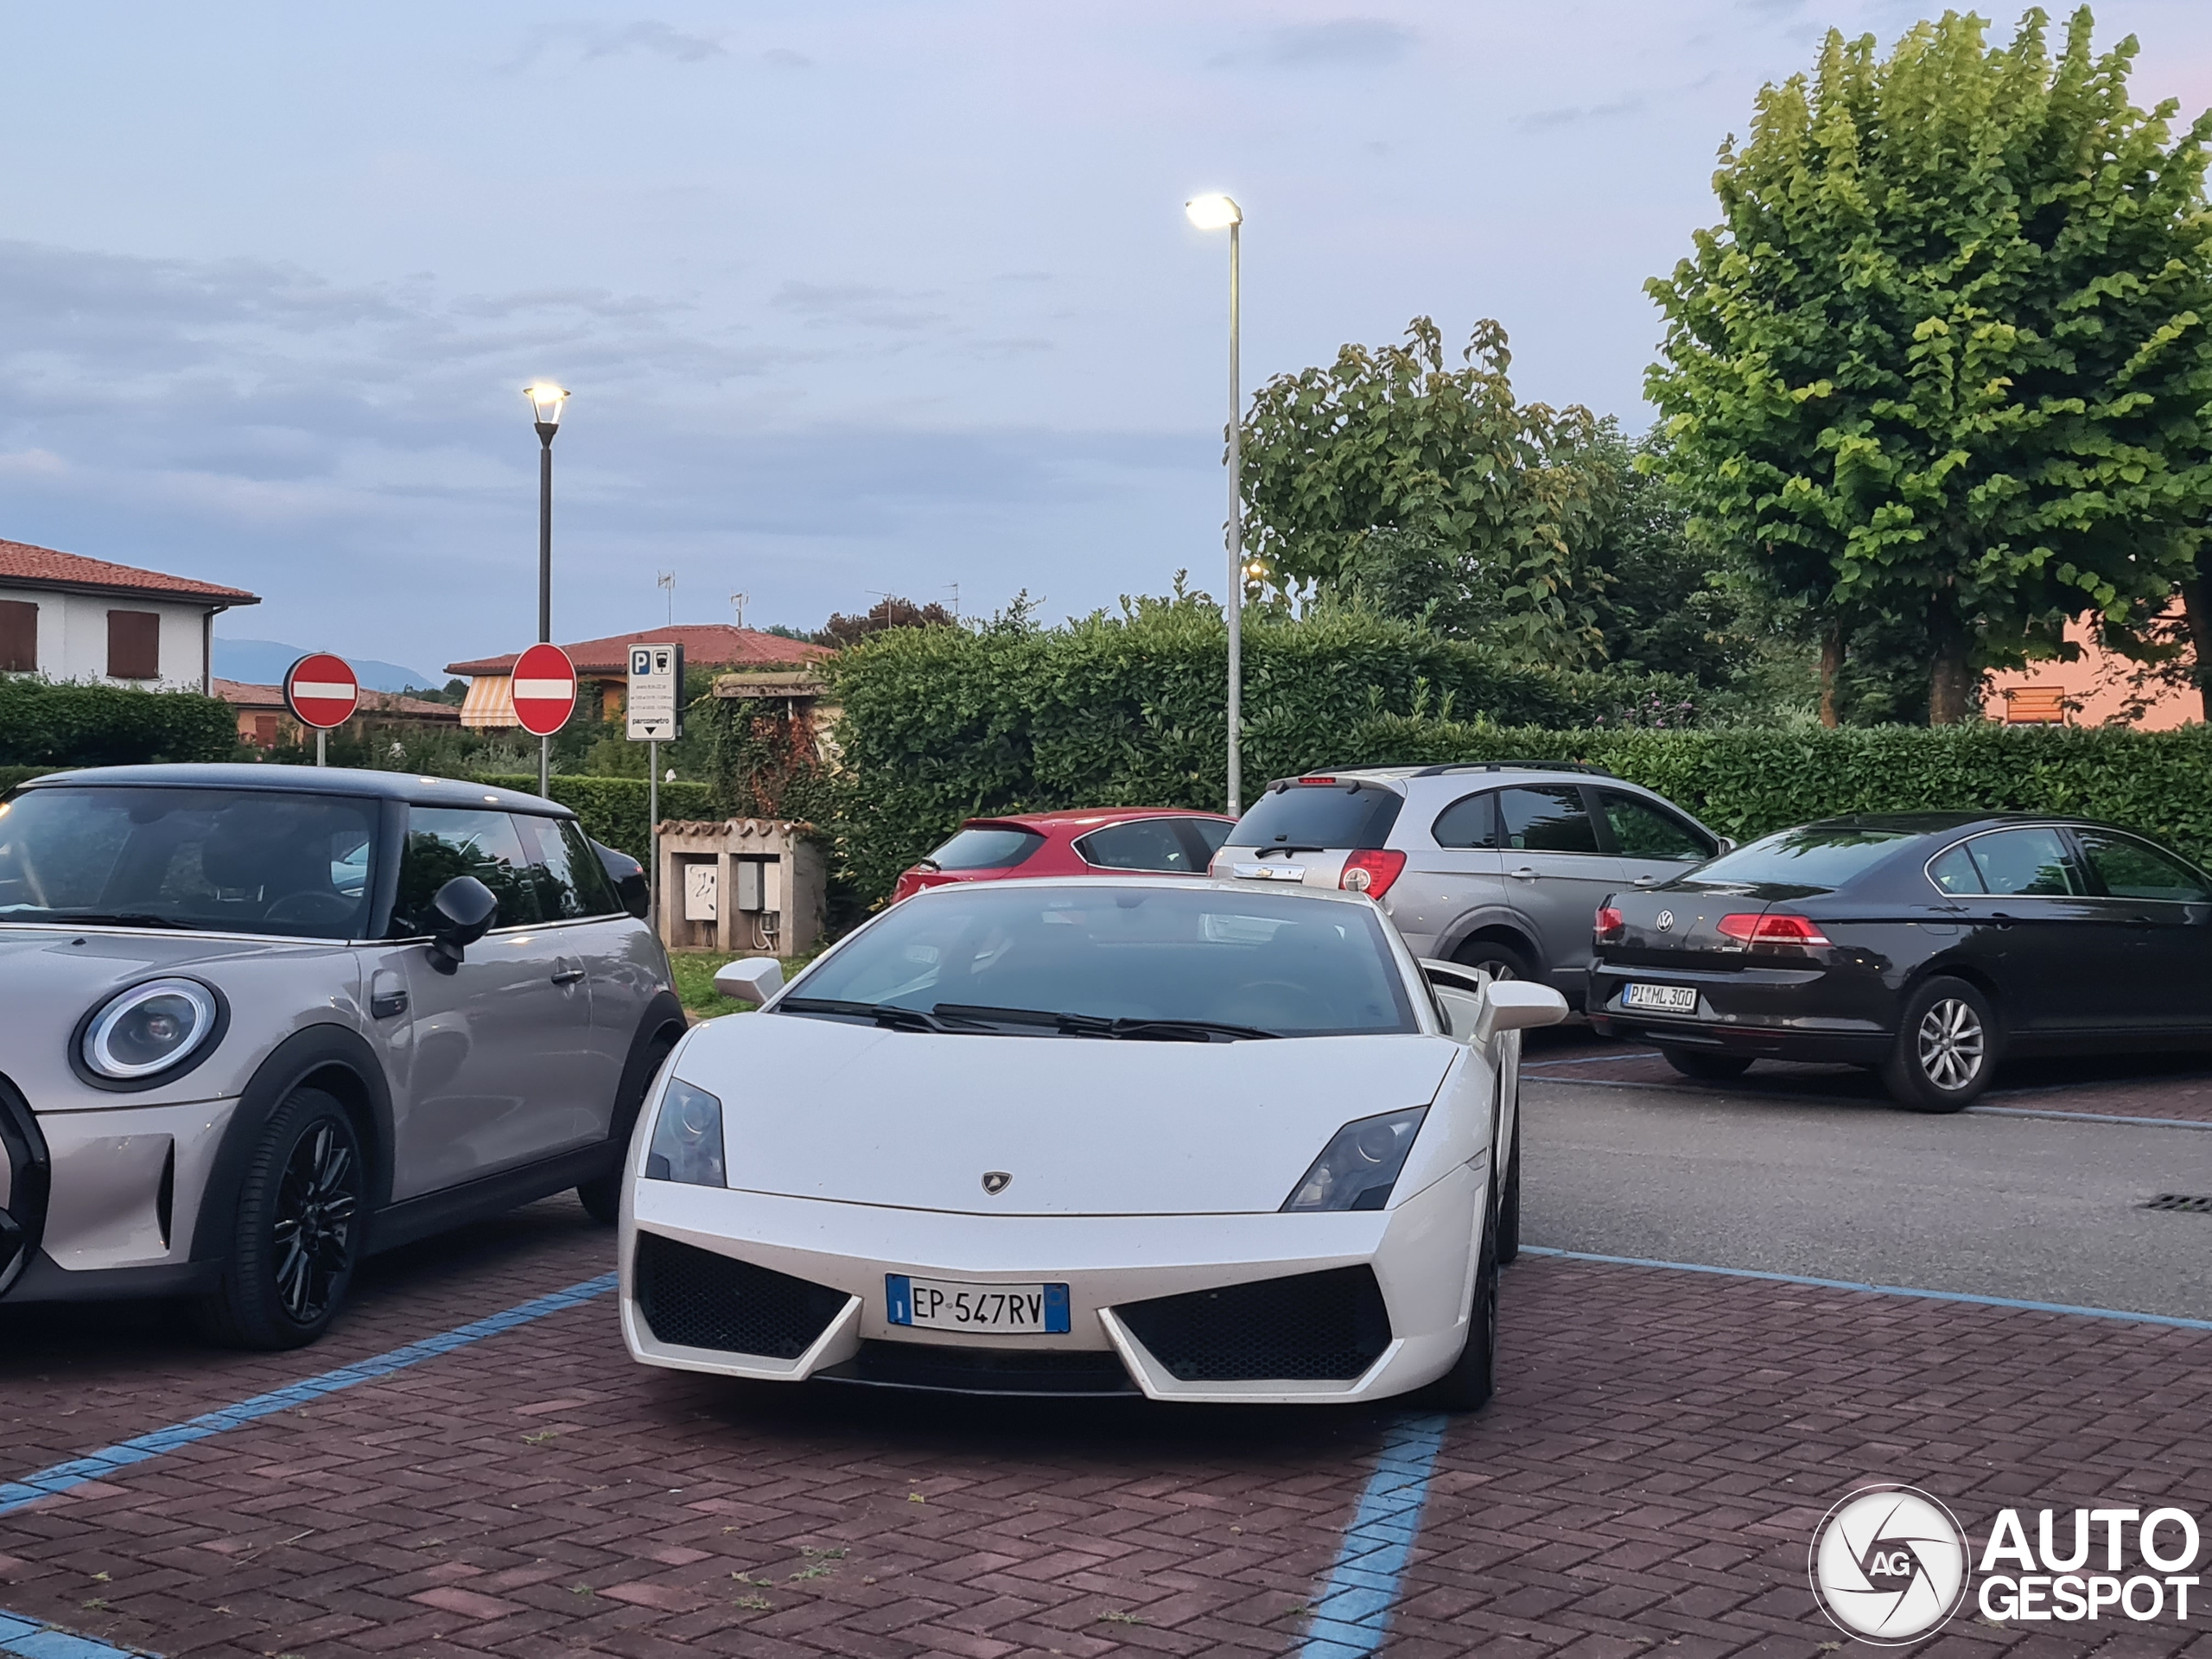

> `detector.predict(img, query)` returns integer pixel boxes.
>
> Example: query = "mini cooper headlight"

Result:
[645,1078,727,1186]
[1281,1107,1428,1212]
[81,978,221,1080]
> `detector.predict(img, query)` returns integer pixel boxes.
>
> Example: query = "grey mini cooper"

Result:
[0,766,684,1347]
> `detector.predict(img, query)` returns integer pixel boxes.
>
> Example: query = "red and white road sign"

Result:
[283,653,359,730]
[511,642,578,737]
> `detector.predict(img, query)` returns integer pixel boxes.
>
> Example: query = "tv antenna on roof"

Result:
[729,591,747,630]
[657,571,675,626]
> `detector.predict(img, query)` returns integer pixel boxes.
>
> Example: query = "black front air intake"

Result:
[1116,1266,1391,1382]
[632,1232,850,1359]
[817,1340,1137,1396]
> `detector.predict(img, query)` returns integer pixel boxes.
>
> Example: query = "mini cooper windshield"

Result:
[0,786,378,939]
[787,885,1420,1039]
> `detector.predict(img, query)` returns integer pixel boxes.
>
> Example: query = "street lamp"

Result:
[524,382,569,795]
[1185,194,1244,814]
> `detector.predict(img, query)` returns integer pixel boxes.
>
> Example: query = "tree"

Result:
[1241,317,1612,665]
[817,596,958,649]
[1647,7,2212,723]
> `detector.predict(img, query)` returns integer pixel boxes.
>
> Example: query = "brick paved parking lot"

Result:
[5,1174,2211,1659]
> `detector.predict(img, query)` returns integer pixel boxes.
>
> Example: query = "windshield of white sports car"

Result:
[783,885,1420,1039]
[0,786,377,939]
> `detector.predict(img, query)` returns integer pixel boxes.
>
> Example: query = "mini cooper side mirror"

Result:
[715,956,784,1004]
[1474,980,1569,1046]
[427,875,499,973]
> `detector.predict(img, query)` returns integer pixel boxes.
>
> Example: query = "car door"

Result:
[2068,827,2212,1030]
[1390,790,1506,961]
[516,813,652,1130]
[1944,826,2106,1035]
[1493,785,1620,994]
[1171,817,1233,873]
[362,806,602,1201]
[1595,788,1718,893]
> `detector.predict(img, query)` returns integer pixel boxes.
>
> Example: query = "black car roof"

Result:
[15,763,575,817]
[1803,810,2107,835]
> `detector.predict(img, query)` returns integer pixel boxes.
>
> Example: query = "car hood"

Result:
[0,925,356,1106]
[671,1011,1461,1216]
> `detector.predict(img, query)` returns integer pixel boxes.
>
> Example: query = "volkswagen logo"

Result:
[1656,910,1675,932]
[981,1171,1013,1196]
[1808,1484,1970,1645]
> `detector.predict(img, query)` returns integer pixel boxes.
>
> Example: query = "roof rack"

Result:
[1408,760,1617,779]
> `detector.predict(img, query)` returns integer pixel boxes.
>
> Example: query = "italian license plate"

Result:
[886,1274,1071,1334]
[1623,982,1699,1014]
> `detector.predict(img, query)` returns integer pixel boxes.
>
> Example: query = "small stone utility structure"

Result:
[656,817,825,959]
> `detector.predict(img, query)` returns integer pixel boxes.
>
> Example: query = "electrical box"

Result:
[735,858,765,912]
[656,819,825,958]
[683,864,718,921]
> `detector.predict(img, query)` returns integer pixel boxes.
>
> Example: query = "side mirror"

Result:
[1474,980,1569,1046]
[715,956,784,1005]
[1715,837,1738,855]
[426,875,499,973]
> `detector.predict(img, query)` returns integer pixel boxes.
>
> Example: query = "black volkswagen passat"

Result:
[1586,814,2212,1111]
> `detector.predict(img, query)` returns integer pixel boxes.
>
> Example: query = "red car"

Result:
[891,808,1238,903]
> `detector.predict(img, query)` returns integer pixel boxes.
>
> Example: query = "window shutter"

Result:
[0,600,35,673]
[107,610,162,679]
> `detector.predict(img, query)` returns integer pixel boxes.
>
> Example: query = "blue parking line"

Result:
[0,1606,156,1658]
[0,1272,617,1516]
[1299,1412,1448,1658]
[1521,1247,2212,1332]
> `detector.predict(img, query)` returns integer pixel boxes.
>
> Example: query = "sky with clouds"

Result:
[0,2,2207,676]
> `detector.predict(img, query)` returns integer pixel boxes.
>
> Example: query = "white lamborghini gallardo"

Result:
[617,876,1563,1408]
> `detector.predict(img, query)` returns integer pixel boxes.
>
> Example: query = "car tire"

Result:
[196,1087,364,1351]
[1659,1047,1753,1082]
[1495,1132,1521,1267]
[1882,977,1997,1113]
[1424,1232,1499,1412]
[578,1032,678,1225]
[1452,937,1536,985]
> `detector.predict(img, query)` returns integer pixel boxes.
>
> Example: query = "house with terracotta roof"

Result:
[445,624,830,730]
[214,679,461,750]
[0,537,259,694]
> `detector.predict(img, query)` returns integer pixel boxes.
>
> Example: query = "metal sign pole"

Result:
[648,739,660,936]
[316,729,327,768]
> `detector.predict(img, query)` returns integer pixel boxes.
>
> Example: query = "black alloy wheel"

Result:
[1660,1047,1753,1083]
[578,1031,679,1225]
[1452,938,1535,985]
[198,1087,364,1350]
[1424,1233,1498,1412]
[1882,976,1996,1113]
[1495,1131,1521,1266]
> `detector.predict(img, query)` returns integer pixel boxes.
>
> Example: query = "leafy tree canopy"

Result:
[1646,6,2212,722]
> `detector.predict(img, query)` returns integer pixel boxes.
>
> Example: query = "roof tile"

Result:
[0,537,259,603]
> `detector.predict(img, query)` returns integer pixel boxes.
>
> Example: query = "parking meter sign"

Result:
[283,653,359,730]
[512,642,578,737]
[626,641,684,741]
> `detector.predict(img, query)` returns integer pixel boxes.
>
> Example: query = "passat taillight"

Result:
[1715,912,1831,947]
[1594,905,1625,944]
[1339,849,1407,899]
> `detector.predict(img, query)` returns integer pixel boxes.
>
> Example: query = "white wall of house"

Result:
[6,590,214,691]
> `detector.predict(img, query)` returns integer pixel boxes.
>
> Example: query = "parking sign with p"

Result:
[627,641,683,742]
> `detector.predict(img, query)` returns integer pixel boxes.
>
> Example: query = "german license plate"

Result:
[1624,982,1698,1014]
[886,1274,1071,1334]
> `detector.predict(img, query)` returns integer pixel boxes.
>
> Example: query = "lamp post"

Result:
[524,382,569,796]
[1185,194,1243,815]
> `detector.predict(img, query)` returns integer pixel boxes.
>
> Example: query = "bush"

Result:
[480,774,714,863]
[0,766,60,794]
[1340,717,2212,866]
[779,599,1703,902]
[0,677,238,766]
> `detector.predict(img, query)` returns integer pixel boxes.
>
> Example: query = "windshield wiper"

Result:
[777,995,963,1033]
[933,1004,1280,1042]
[13,910,190,930]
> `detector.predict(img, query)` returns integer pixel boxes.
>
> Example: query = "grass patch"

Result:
[668,945,829,1018]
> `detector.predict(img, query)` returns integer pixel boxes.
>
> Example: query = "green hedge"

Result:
[480,774,714,862]
[0,677,238,766]
[1342,717,2212,866]
[809,603,1701,900]
[0,766,60,794]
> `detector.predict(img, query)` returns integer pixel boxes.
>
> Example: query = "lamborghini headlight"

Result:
[645,1078,727,1186]
[81,978,221,1080]
[1281,1107,1427,1212]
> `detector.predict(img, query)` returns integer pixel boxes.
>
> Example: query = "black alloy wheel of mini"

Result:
[578,1031,678,1225]
[1660,1046,1753,1082]
[197,1087,363,1350]
[1882,976,1997,1113]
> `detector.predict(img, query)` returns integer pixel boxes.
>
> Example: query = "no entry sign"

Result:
[511,642,578,737]
[283,653,359,730]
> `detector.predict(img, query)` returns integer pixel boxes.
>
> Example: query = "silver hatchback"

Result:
[1211,764,1729,1006]
[0,766,685,1347]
